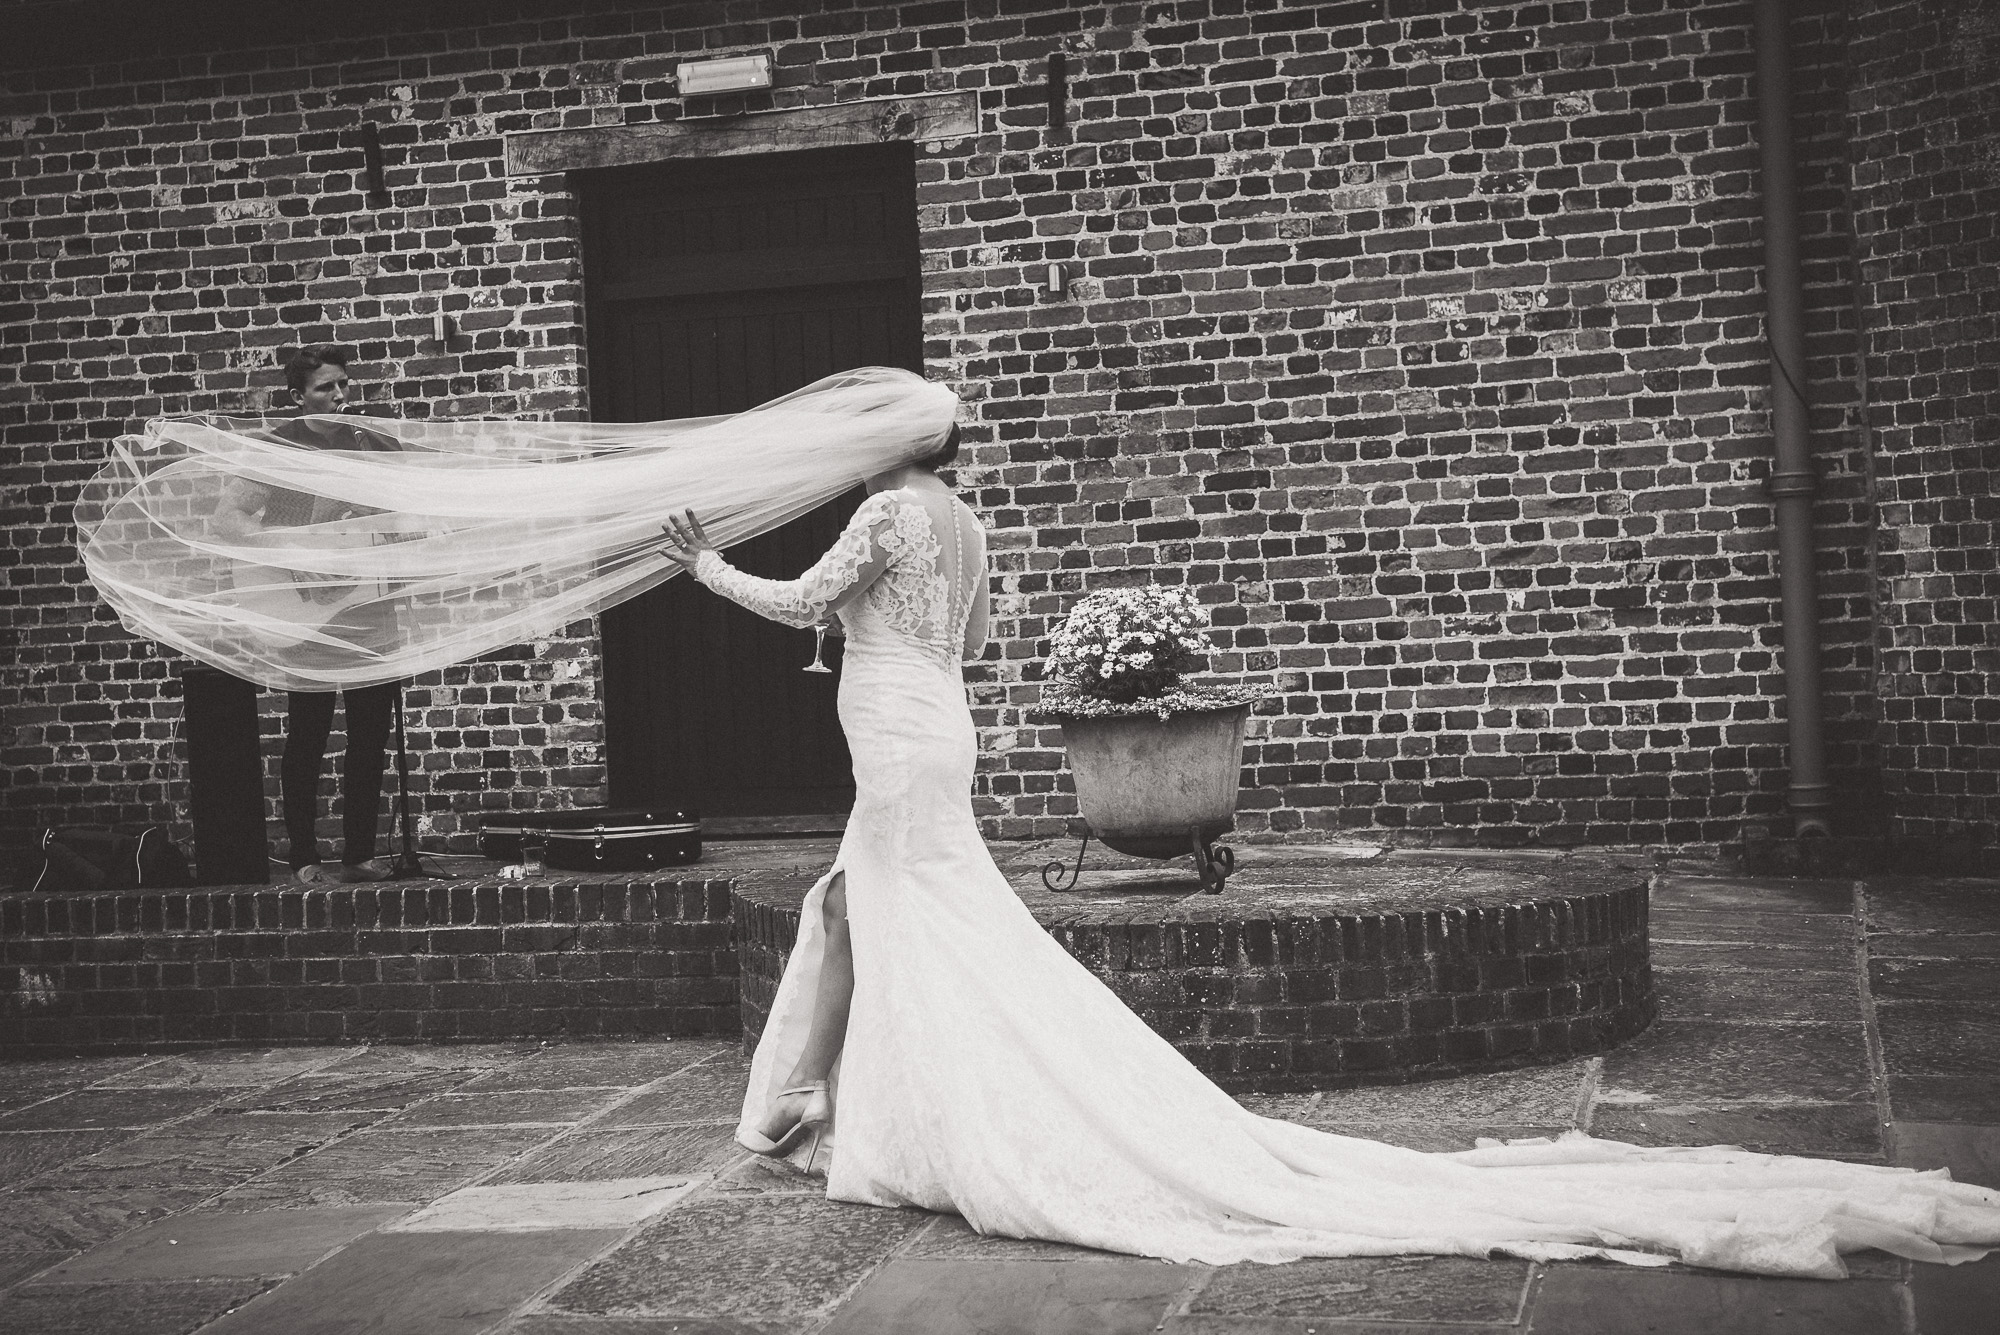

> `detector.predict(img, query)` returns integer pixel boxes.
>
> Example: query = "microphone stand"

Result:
[387,680,449,880]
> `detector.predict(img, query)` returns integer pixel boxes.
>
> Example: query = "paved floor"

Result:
[1,866,1996,1334]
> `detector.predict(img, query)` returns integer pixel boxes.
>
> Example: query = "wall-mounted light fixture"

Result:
[434,313,455,346]
[677,52,773,97]
[1045,263,1066,298]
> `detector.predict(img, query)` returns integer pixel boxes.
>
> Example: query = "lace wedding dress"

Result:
[691,489,2000,1280]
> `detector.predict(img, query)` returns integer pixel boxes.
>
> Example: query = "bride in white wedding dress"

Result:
[656,435,2000,1282]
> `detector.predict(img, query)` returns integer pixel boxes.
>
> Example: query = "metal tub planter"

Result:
[1050,699,1259,893]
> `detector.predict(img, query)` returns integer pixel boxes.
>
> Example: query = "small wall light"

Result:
[434,313,455,345]
[1045,263,1067,297]
[677,53,773,97]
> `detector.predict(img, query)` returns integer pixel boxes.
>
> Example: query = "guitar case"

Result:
[479,808,701,871]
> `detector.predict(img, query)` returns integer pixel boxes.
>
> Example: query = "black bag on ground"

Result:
[31,827,193,893]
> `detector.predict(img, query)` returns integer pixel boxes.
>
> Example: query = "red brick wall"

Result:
[0,0,1978,861]
[1847,0,2000,849]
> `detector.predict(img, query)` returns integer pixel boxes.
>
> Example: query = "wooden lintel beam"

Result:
[504,92,981,177]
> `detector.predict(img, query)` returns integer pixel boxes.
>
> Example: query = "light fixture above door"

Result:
[677,53,774,97]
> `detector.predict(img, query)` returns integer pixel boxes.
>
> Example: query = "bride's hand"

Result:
[659,510,718,572]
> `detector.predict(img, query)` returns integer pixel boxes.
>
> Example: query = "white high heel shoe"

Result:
[737,1081,831,1169]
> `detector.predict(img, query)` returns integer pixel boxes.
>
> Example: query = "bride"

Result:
[657,427,1998,1282]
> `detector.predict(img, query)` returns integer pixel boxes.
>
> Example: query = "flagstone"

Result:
[491,1125,742,1184]
[387,1177,697,1232]
[205,1125,549,1209]
[0,1089,225,1133]
[1875,1003,2000,1076]
[0,1188,209,1253]
[1314,1061,1591,1124]
[0,1133,132,1190]
[1652,967,1863,1023]
[820,1257,1192,1335]
[196,1229,620,1335]
[1649,909,1853,947]
[460,1042,709,1092]
[1651,876,1856,915]
[543,1194,924,1321]
[1190,1253,1529,1322]
[1589,1104,1887,1159]
[381,1089,625,1128]
[1597,1021,1872,1105]
[40,1205,405,1281]
[1530,1264,1904,1335]
[0,1058,161,1113]
[1891,1122,2000,1188]
[0,1277,271,1335]
[593,1061,753,1128]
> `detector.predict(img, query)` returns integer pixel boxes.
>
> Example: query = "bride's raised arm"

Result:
[673,491,903,628]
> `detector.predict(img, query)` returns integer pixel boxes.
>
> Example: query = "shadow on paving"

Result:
[0,869,1996,1334]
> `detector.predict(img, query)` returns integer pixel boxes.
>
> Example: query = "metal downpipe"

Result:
[1754,0,1833,837]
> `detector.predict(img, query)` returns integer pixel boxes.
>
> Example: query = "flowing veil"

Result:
[74,368,959,691]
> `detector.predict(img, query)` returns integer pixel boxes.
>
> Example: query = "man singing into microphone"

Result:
[212,346,398,884]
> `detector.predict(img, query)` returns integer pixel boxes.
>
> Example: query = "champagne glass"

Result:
[803,620,833,673]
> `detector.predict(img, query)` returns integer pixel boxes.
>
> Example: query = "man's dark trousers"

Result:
[282,683,398,869]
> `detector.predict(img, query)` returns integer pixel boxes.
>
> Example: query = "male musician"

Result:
[212,346,398,884]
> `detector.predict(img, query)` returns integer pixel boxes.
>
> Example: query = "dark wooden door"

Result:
[582,144,921,817]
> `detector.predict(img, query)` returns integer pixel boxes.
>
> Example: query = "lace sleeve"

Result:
[690,491,899,628]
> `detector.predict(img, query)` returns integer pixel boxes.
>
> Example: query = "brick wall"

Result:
[1848,0,2000,849]
[1,0,1987,862]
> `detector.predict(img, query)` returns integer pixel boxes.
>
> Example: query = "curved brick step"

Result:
[734,849,1656,1093]
[0,873,738,1052]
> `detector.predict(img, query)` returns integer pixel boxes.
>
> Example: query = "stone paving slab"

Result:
[42,1112,377,1196]
[1888,1074,2000,1122]
[381,1089,628,1128]
[820,1256,1197,1335]
[1651,968,1863,1023]
[490,1124,741,1185]
[1189,1254,1529,1323]
[197,1229,623,1335]
[1589,1105,1888,1159]
[1875,1002,2000,1076]
[540,1194,928,1324]
[1596,1020,1873,1105]
[0,1133,132,1190]
[1527,1265,1906,1335]
[0,1187,211,1254]
[0,1277,272,1335]
[204,1125,551,1210]
[39,1205,405,1281]
[90,1050,349,1089]
[389,1178,698,1232]
[0,1088,226,1132]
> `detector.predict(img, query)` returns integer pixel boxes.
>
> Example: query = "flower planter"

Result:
[1050,701,1255,893]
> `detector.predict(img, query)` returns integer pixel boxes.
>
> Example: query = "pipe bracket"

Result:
[1765,468,1819,500]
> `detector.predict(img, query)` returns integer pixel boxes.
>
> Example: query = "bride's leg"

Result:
[756,871,853,1138]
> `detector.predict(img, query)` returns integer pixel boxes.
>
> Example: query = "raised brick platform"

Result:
[735,846,1656,1093]
[0,871,737,1052]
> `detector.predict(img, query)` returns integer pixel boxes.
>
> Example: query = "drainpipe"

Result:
[1754,0,1833,838]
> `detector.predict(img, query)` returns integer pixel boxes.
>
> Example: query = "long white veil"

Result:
[75,367,959,691]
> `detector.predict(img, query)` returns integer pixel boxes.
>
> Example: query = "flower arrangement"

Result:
[1049,586,1209,702]
[1038,586,1270,720]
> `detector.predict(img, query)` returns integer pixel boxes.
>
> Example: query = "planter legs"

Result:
[1041,829,1091,892]
[1193,827,1234,895]
[1039,825,1235,894]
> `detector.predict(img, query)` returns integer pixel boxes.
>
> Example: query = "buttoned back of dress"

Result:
[837,491,984,672]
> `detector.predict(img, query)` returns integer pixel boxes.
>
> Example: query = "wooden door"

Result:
[582,144,921,817]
